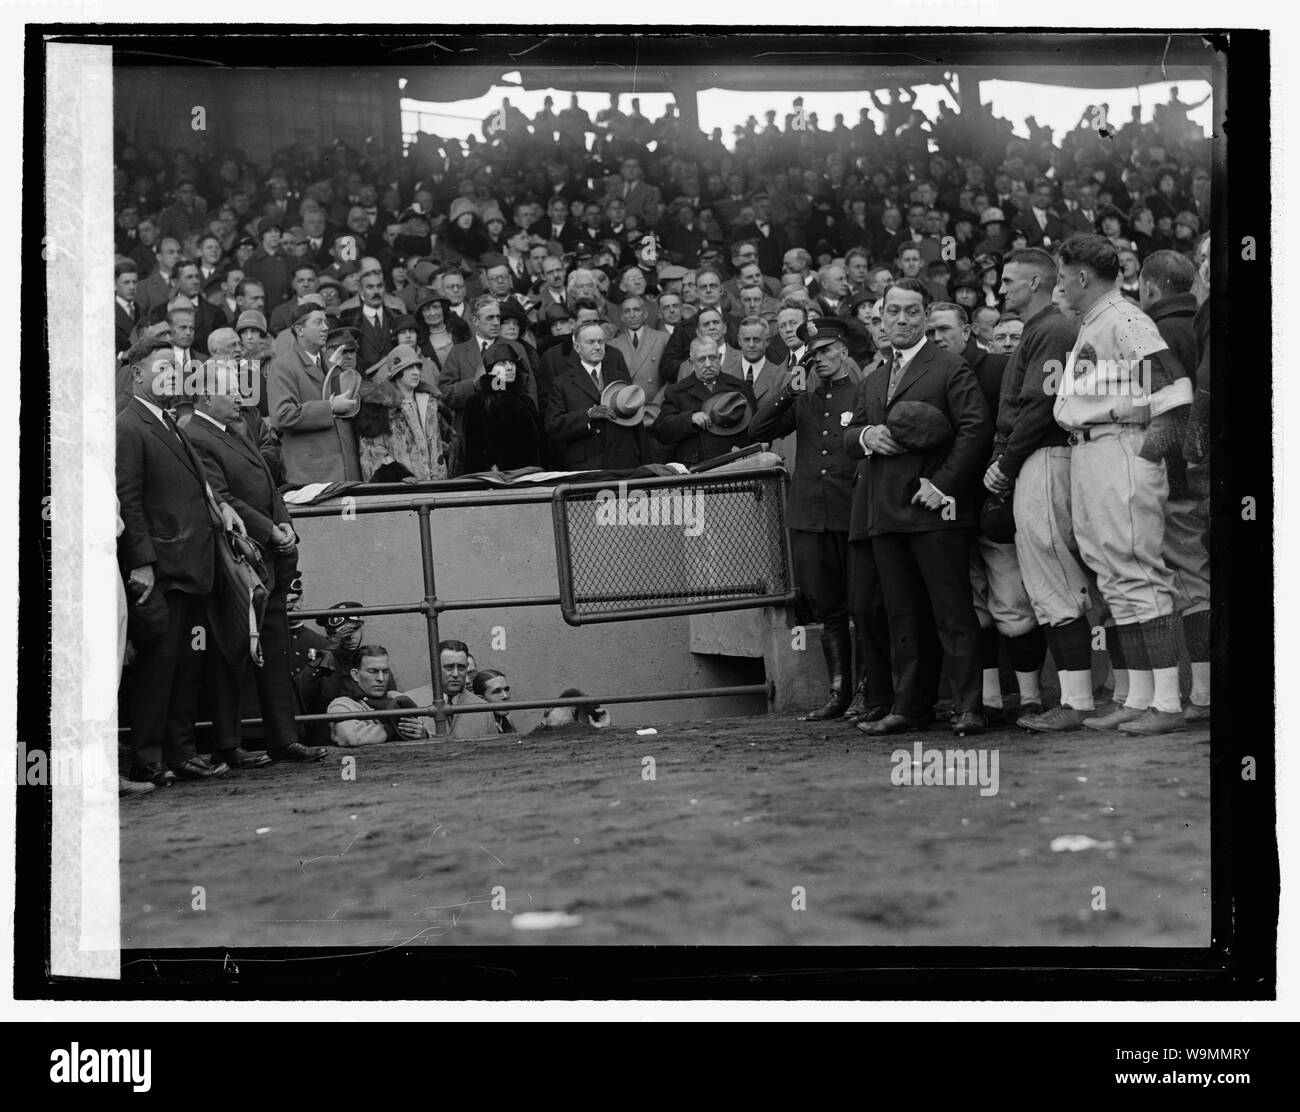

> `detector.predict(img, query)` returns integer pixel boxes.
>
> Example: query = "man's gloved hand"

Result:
[1138,406,1189,465]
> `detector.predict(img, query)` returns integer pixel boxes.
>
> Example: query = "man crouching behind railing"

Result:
[328,644,429,745]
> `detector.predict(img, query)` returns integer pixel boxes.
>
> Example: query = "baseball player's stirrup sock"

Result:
[1116,623,1154,709]
[1184,609,1211,706]
[1141,612,1184,714]
[980,626,1003,708]
[1051,617,1094,710]
[1105,623,1129,704]
[1007,627,1046,704]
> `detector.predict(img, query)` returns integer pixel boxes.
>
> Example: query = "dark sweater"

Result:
[992,304,1078,479]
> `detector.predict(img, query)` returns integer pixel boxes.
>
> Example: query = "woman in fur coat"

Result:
[461,340,542,474]
[354,344,460,482]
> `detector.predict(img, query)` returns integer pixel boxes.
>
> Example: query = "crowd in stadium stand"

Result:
[114,84,1215,795]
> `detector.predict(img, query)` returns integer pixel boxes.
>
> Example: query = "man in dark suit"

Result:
[116,337,247,785]
[653,337,757,465]
[750,318,872,720]
[172,260,223,354]
[186,385,326,766]
[536,301,631,403]
[728,193,790,278]
[844,278,993,736]
[339,268,395,371]
[1011,180,1072,249]
[115,259,140,360]
[543,321,648,471]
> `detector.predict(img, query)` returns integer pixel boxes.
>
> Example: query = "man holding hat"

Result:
[751,315,868,720]
[267,303,362,485]
[544,320,649,471]
[845,277,993,737]
[653,335,756,466]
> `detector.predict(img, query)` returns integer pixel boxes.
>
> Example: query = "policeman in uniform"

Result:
[751,316,860,720]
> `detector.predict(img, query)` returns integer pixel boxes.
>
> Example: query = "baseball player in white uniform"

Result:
[1052,234,1193,736]
[985,248,1103,732]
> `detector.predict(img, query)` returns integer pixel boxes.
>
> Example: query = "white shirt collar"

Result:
[893,335,927,370]
[582,361,600,376]
[194,409,227,432]
[134,395,168,424]
[116,295,134,313]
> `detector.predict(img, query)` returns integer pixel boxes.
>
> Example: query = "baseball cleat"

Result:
[1082,704,1146,731]
[1117,708,1188,735]
[1019,705,1089,733]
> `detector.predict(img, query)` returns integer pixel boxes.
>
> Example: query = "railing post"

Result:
[417,504,447,736]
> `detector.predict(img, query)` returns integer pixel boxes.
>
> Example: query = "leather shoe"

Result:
[1183,703,1211,725]
[169,756,229,780]
[217,747,273,770]
[119,776,156,797]
[841,683,870,720]
[1019,705,1089,733]
[851,704,892,726]
[857,712,932,737]
[130,763,175,786]
[951,711,985,736]
[269,742,327,763]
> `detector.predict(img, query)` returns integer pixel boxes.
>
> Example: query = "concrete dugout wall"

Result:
[292,491,769,732]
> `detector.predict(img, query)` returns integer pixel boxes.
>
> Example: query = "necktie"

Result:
[590,365,602,391]
[746,365,755,386]
[481,341,489,359]
[631,331,639,350]
[887,351,905,402]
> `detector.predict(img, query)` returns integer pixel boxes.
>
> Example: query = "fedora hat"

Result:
[600,380,647,427]
[701,389,753,436]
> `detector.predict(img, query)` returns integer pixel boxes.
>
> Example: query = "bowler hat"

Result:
[600,380,647,427]
[700,389,753,436]
[887,400,953,451]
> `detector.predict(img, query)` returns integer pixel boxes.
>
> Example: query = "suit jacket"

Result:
[543,360,649,471]
[338,305,396,371]
[1011,209,1072,249]
[608,327,670,402]
[266,341,362,485]
[189,296,223,354]
[608,180,661,227]
[1057,207,1099,236]
[116,398,218,596]
[185,413,291,555]
[115,300,138,356]
[245,248,292,312]
[661,318,742,382]
[962,337,1010,419]
[653,373,758,466]
[728,220,790,277]
[843,338,992,536]
[135,269,173,317]
[537,341,630,406]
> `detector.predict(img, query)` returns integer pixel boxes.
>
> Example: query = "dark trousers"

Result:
[207,591,301,751]
[127,589,206,769]
[871,528,981,716]
[789,528,850,632]
[848,539,896,709]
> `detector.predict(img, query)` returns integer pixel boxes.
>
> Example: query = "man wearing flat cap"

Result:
[653,336,757,466]
[845,277,993,737]
[752,315,873,722]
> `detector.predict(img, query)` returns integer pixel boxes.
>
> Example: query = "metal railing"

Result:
[122,467,795,739]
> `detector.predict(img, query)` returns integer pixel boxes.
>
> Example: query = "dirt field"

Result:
[121,713,1210,948]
